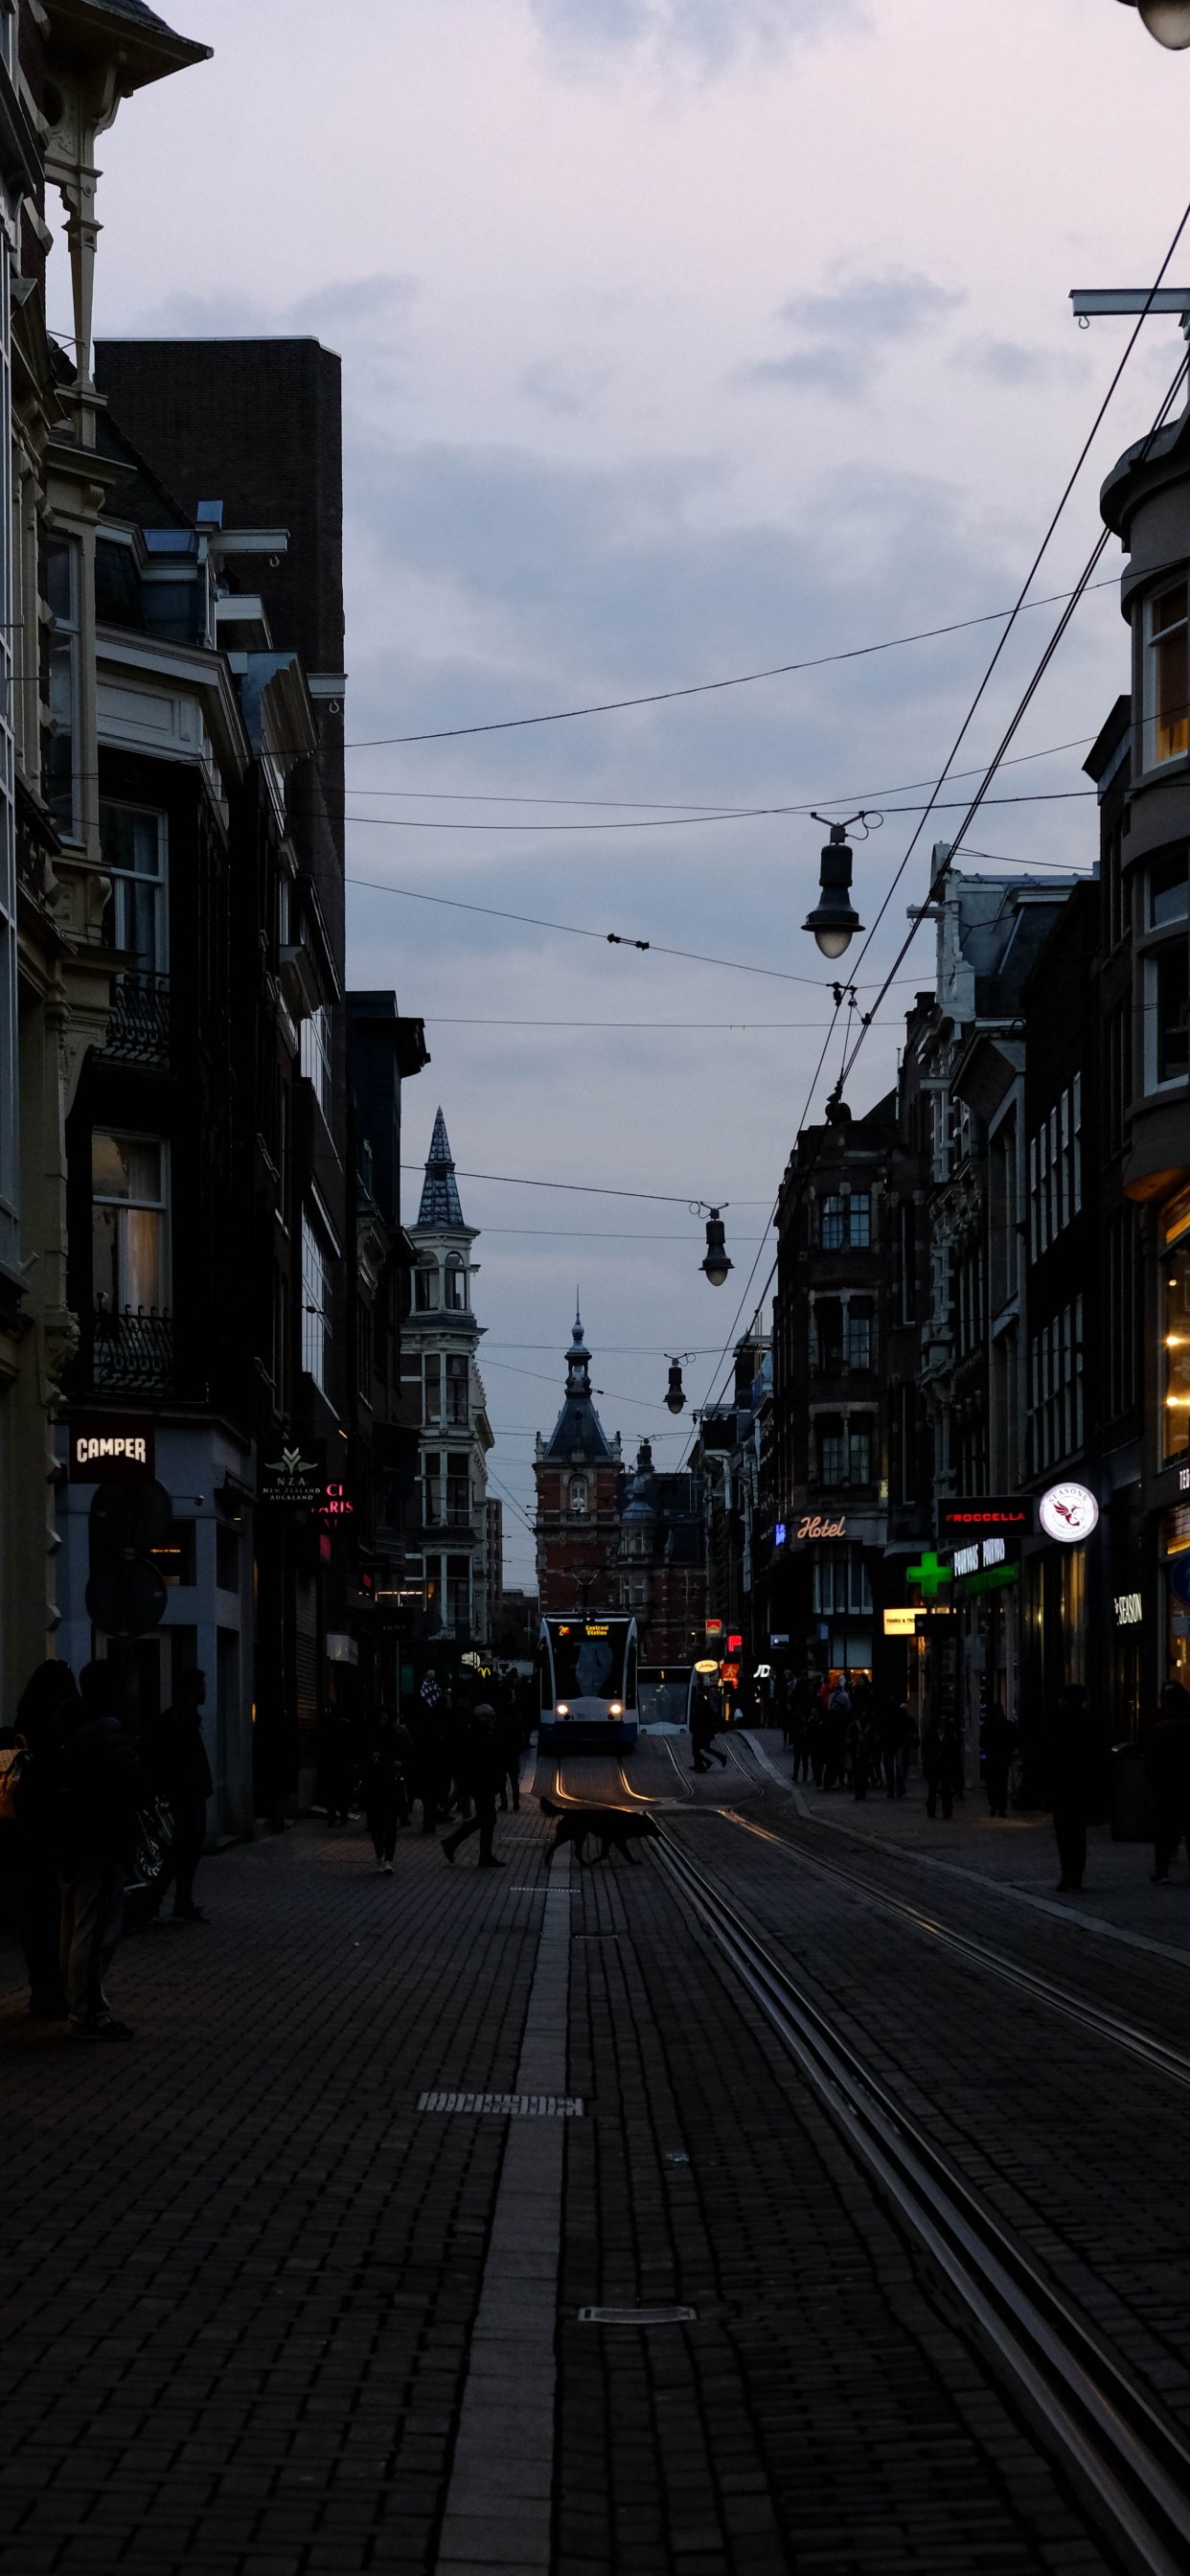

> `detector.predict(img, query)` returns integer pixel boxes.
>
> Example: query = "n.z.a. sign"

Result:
[260,1441,327,1506]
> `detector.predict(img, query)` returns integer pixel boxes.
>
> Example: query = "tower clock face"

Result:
[1038,1482,1099,1543]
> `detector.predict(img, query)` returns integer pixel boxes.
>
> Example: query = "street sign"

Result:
[1039,1482,1099,1543]
[69,1415,154,1480]
[938,1498,1034,1537]
[85,1557,168,1635]
[260,1440,327,1506]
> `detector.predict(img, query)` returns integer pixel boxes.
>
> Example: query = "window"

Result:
[898,1201,916,1323]
[818,1192,870,1249]
[818,1416,845,1485]
[301,1210,332,1392]
[100,805,167,971]
[846,1301,873,1369]
[848,1194,871,1248]
[423,1454,443,1525]
[216,1526,240,1594]
[813,1300,842,1372]
[446,1455,470,1526]
[848,1417,873,1484]
[1028,1080,1083,1250]
[1147,582,1189,766]
[45,535,80,837]
[819,1195,845,1250]
[446,1556,470,1637]
[816,1414,872,1486]
[1150,852,1189,929]
[1149,942,1189,1087]
[423,1353,442,1423]
[1104,1000,1131,1160]
[92,1134,170,1315]
[0,2,16,78]
[1030,1298,1085,1473]
[812,1546,872,1617]
[1162,1190,1190,1461]
[300,1004,332,1118]
[414,1263,438,1311]
[1105,819,1128,951]
[569,1476,589,1516]
[445,1261,466,1310]
[446,1353,469,1426]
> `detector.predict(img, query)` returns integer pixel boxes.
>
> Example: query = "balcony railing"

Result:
[101,971,171,1070]
[92,1302,172,1393]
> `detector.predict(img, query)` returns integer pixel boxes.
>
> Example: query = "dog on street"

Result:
[538,1797,661,1867]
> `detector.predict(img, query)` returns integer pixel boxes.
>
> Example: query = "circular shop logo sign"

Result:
[1039,1481,1099,1543]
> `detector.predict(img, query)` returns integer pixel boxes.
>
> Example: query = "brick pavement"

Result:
[0,1760,1129,2573]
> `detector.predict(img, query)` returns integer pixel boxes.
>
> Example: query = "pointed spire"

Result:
[543,1305,612,1461]
[418,1107,465,1228]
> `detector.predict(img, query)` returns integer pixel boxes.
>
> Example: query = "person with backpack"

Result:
[442,1703,504,1868]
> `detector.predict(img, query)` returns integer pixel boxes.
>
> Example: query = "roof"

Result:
[418,1108,465,1228]
[542,1311,615,1463]
[46,0,212,78]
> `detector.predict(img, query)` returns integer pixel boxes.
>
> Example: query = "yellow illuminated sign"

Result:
[883,1607,922,1635]
[584,1622,609,1636]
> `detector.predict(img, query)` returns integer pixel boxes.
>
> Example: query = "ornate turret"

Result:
[418,1107,465,1229]
[538,1308,618,1464]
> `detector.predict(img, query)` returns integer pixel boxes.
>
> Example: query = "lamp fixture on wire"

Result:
[1117,0,1190,49]
[802,811,881,959]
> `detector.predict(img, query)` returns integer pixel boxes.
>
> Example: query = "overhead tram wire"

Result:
[357,881,927,988]
[342,789,1091,837]
[686,196,1190,1440]
[341,577,1122,748]
[396,1162,767,1206]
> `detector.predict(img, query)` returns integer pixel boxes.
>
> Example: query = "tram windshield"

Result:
[550,1621,629,1702]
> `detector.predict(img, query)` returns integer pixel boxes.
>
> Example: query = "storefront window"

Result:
[1163,1506,1190,1693]
[1162,1185,1190,1462]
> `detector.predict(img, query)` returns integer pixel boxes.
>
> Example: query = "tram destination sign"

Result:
[937,1497,1034,1538]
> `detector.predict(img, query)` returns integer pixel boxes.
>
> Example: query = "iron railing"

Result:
[92,1302,172,1392]
[101,971,171,1070]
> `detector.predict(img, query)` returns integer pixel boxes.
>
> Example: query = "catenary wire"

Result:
[398,1161,768,1206]
[341,576,1121,748]
[338,729,1103,806]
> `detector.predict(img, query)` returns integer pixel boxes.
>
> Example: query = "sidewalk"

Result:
[737,1728,1190,1961]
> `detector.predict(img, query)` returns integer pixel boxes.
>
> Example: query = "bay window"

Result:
[1146,581,1189,767]
[92,1133,170,1316]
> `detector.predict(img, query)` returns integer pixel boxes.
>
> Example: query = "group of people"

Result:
[2,1657,212,2039]
[316,1676,531,1872]
[779,1672,917,1802]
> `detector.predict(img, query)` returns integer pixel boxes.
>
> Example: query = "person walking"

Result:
[846,1706,878,1800]
[922,1710,959,1820]
[141,1668,213,1923]
[442,1703,504,1868]
[361,1710,407,1872]
[494,1691,522,1813]
[1045,1681,1098,1893]
[981,1698,1016,1819]
[56,1662,144,2038]
[12,1661,78,2018]
[823,1682,851,1789]
[1144,1678,1190,1883]
[690,1690,728,1774]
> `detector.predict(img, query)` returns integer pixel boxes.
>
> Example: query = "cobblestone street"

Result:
[4,1741,1189,2573]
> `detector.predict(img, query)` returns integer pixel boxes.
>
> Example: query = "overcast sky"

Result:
[69,0,1190,1582]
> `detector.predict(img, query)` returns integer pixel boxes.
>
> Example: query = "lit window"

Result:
[301,1210,332,1392]
[1163,1191,1190,1461]
[92,1134,170,1315]
[1147,583,1189,766]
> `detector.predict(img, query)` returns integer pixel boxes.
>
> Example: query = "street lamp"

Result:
[665,1360,686,1414]
[803,822,864,959]
[701,1210,733,1287]
[1118,0,1190,47]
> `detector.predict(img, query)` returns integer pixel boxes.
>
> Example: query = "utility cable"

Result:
[342,576,1121,748]
[398,1160,767,1206]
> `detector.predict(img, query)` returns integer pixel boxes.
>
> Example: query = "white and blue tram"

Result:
[538,1615,639,1749]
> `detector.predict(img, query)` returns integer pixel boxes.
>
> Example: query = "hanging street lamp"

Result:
[665,1360,686,1413]
[701,1210,733,1287]
[1117,0,1190,46]
[803,819,865,959]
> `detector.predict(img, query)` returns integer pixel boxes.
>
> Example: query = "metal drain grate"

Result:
[418,2090,584,2117]
[579,2304,697,2326]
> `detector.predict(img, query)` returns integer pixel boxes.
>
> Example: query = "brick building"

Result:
[534,1313,621,1615]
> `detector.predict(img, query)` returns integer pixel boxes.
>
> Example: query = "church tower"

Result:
[403,1112,493,1644]
[533,1311,622,1615]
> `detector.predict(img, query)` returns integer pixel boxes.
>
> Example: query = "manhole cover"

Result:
[579,2305,696,2326]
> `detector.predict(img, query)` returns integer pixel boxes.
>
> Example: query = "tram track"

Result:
[651,1815,1190,2576]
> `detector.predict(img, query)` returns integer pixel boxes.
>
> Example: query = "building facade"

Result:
[534,1313,622,1617]
[402,1112,493,1648]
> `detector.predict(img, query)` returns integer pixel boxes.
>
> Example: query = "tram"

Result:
[538,1614,639,1749]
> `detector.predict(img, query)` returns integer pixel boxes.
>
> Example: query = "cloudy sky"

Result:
[69,0,1190,1581]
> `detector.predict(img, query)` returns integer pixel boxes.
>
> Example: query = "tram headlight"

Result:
[556,1701,569,1716]
[609,1701,623,1715]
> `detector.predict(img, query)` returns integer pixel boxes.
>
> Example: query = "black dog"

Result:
[538,1797,661,1867]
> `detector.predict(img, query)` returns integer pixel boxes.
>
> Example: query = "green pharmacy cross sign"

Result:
[907,1551,952,1600]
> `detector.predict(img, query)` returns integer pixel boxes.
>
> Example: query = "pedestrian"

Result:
[1045,1681,1098,1893]
[1144,1678,1190,1884]
[442,1703,504,1868]
[981,1698,1016,1819]
[361,1710,407,1872]
[141,1668,213,1923]
[790,1673,818,1781]
[56,1661,144,2038]
[494,1692,522,1812]
[11,1661,78,2018]
[823,1681,851,1789]
[690,1690,727,1774]
[875,1693,902,1800]
[893,1699,916,1798]
[922,1710,960,1820]
[846,1707,878,1800]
